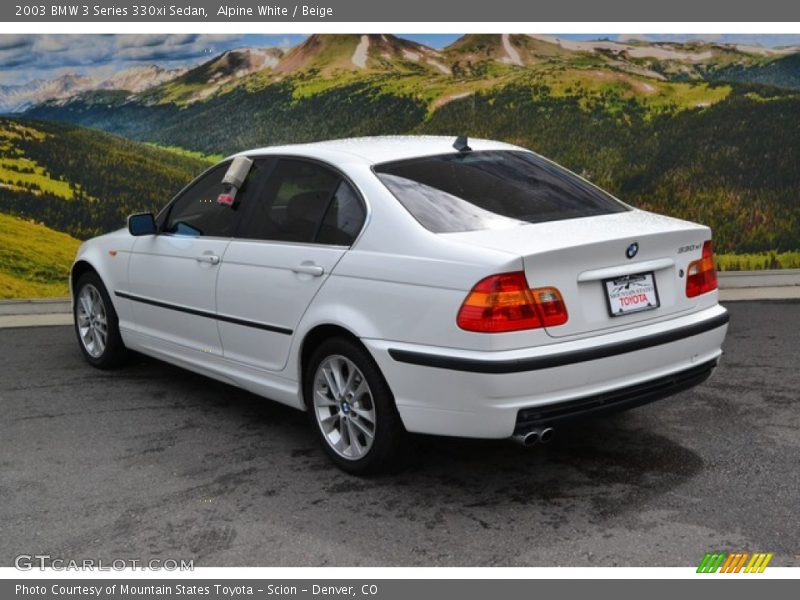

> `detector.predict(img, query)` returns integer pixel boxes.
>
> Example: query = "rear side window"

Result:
[238,159,339,243]
[317,181,366,245]
[374,150,628,233]
[238,159,365,246]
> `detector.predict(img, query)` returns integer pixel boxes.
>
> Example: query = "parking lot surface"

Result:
[1,301,798,567]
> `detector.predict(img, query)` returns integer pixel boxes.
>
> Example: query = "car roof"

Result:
[233,135,526,166]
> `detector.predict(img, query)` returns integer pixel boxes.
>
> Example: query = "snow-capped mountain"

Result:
[97,65,187,93]
[0,65,184,113]
[0,74,95,113]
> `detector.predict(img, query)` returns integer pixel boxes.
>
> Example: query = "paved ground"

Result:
[1,301,798,567]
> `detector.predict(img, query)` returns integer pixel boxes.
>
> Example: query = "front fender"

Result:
[71,229,136,330]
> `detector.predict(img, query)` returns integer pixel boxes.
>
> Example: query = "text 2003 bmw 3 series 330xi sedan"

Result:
[71,136,728,473]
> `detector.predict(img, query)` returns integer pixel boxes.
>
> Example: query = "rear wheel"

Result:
[73,271,127,369]
[305,338,405,474]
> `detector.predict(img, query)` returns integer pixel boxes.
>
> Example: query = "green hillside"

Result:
[0,212,80,298]
[0,118,212,299]
[0,33,796,303]
[2,32,800,301]
[24,35,800,255]
[704,53,800,90]
[422,84,800,254]
[0,117,211,239]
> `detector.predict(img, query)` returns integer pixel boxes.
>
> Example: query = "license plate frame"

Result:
[603,271,660,317]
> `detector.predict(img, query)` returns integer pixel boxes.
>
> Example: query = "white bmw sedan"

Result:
[71,136,728,473]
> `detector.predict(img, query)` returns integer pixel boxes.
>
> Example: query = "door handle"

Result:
[292,263,324,277]
[196,253,220,265]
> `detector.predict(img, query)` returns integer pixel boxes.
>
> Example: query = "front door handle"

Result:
[292,263,324,277]
[196,253,220,265]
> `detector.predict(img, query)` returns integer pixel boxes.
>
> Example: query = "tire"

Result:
[305,337,406,475]
[73,271,128,369]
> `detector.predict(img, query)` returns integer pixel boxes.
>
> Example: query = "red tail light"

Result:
[457,271,568,333]
[686,241,718,297]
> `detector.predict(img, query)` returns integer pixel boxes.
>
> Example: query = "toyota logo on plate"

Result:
[626,242,639,259]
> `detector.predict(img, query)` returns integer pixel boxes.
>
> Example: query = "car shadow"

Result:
[119,352,703,520]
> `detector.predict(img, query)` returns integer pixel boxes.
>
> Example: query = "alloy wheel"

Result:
[312,355,377,460]
[76,284,108,358]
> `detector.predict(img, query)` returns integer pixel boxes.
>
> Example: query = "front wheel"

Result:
[305,338,406,474]
[73,271,128,369]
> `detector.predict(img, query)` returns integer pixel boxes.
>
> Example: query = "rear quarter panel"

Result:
[286,166,551,380]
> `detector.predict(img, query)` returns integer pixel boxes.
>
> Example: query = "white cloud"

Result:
[0,35,32,51]
[0,34,255,85]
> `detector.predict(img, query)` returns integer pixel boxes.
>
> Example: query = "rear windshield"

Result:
[374,150,628,233]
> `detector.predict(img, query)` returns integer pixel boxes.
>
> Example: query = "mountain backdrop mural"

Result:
[2,33,800,297]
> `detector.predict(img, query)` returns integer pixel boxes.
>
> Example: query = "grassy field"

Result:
[1,121,77,199]
[0,156,76,199]
[716,251,800,271]
[0,213,80,298]
[144,142,224,163]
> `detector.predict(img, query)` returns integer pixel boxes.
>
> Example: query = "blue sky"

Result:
[2,33,799,86]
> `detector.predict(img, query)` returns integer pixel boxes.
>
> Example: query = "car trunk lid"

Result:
[443,210,711,339]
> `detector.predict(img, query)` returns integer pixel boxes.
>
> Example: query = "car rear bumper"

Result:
[362,304,728,438]
[512,356,718,433]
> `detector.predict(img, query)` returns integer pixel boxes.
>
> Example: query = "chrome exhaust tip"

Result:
[511,430,539,447]
[539,427,555,444]
[511,427,555,447]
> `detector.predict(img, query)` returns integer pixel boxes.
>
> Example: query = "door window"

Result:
[164,160,263,237]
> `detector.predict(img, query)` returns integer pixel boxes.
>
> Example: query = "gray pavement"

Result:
[0,301,798,567]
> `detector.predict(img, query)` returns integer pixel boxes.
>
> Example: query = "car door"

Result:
[216,158,367,371]
[126,160,265,355]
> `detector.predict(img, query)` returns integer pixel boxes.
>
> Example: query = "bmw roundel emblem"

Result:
[626,242,639,259]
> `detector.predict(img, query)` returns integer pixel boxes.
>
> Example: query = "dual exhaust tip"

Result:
[512,427,555,447]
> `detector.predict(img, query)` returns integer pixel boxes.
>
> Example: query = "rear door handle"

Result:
[292,263,324,277]
[196,253,220,265]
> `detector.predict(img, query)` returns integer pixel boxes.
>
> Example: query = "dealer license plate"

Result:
[603,272,660,317]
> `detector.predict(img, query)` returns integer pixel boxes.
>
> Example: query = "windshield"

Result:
[374,150,629,233]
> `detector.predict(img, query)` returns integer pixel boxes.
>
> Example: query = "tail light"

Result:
[457,271,568,333]
[686,241,718,297]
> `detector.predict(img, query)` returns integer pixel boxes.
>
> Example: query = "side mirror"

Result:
[128,213,157,236]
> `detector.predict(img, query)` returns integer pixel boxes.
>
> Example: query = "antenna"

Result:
[453,135,472,152]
